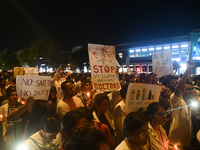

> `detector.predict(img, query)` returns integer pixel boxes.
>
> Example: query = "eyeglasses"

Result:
[10,94,17,97]
[153,112,168,117]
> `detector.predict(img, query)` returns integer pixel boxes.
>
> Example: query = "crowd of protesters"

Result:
[0,60,200,150]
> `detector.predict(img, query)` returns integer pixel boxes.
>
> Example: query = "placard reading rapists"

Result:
[88,44,121,92]
[16,75,51,100]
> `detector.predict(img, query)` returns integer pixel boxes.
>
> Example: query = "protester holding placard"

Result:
[0,86,34,149]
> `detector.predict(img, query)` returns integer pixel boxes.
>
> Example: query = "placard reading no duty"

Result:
[16,75,51,100]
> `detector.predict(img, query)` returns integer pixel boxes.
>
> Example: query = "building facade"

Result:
[116,29,200,74]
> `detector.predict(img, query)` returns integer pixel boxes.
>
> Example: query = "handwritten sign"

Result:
[152,50,173,78]
[24,67,38,76]
[14,67,24,78]
[16,75,51,100]
[88,44,121,91]
[125,83,163,113]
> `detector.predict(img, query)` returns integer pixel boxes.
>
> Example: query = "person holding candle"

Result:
[168,60,195,150]
[0,86,34,149]
[76,79,95,107]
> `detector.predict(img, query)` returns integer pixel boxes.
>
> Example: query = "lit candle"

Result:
[0,115,3,122]
[87,92,90,98]
[173,145,179,150]
[22,100,25,105]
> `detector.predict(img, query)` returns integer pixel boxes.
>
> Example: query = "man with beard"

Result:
[168,60,195,150]
[56,80,83,120]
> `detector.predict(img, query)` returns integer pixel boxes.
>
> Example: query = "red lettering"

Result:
[99,66,103,73]
[93,65,99,73]
[106,83,109,89]
[103,83,106,89]
[104,66,110,73]
[110,83,113,89]
[111,66,115,73]
[94,83,98,90]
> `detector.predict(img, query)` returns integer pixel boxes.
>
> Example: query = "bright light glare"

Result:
[129,50,134,52]
[191,101,198,108]
[16,143,28,150]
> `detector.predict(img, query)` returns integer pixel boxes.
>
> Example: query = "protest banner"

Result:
[16,75,51,100]
[125,83,163,113]
[152,50,173,78]
[14,67,24,78]
[88,44,121,91]
[24,67,39,76]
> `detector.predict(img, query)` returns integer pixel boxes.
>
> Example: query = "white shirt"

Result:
[115,138,148,150]
[148,122,169,150]
[56,96,84,120]
[25,131,59,150]
[168,93,192,147]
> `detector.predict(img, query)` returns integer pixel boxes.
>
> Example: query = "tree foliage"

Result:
[18,35,62,68]
[0,48,20,69]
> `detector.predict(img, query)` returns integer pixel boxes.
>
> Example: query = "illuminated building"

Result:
[116,29,200,74]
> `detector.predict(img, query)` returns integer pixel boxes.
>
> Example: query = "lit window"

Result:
[142,48,147,52]
[149,48,154,51]
[136,49,141,52]
[156,47,162,50]
[172,45,179,48]
[181,44,188,48]
[129,50,134,52]
[164,46,170,49]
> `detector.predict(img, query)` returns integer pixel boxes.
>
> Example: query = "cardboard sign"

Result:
[152,50,173,78]
[24,67,38,76]
[125,83,163,113]
[16,75,51,100]
[14,67,24,78]
[88,44,121,91]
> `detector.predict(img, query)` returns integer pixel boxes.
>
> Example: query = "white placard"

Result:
[88,44,121,91]
[24,67,38,76]
[125,83,163,113]
[16,75,51,100]
[152,50,173,78]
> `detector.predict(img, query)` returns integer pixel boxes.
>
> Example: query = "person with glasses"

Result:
[145,102,169,150]
[115,112,149,150]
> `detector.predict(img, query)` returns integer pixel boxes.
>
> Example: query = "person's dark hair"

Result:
[120,83,128,99]
[162,75,178,87]
[65,128,108,150]
[40,116,60,133]
[61,80,74,91]
[145,102,163,121]
[123,112,146,136]
[6,86,16,97]
[81,79,91,90]
[94,93,109,107]
[61,107,93,136]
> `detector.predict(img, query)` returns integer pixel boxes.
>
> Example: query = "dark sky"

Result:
[1,0,200,52]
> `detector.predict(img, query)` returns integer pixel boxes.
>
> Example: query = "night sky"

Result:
[1,0,200,52]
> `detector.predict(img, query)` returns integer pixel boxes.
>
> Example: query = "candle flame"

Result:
[174,145,178,149]
[87,92,90,98]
